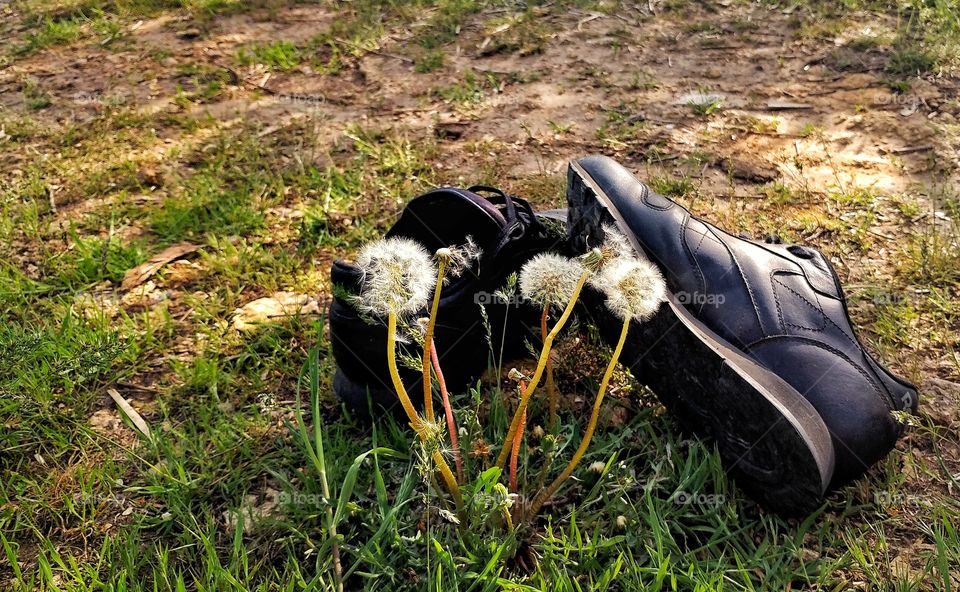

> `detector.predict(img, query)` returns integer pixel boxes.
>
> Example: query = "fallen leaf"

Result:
[232,292,321,331]
[121,243,200,290]
[107,388,152,438]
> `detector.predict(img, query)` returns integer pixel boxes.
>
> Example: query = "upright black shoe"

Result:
[330,186,565,415]
[567,156,918,504]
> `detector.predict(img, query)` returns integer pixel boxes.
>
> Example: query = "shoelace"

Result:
[468,185,547,250]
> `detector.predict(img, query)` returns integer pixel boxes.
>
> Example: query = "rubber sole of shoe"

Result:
[567,159,835,516]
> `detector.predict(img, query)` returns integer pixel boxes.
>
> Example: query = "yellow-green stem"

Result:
[525,315,630,521]
[422,260,447,423]
[388,312,462,508]
[495,272,589,469]
[387,312,425,431]
[541,308,558,431]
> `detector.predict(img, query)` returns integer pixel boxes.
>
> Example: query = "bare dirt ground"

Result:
[3,1,957,378]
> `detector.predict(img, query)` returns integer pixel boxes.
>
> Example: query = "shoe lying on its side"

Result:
[330,186,566,415]
[566,155,918,514]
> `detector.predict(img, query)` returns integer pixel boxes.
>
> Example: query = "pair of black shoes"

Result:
[329,156,919,516]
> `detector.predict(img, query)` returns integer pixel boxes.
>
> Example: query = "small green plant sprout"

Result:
[525,254,665,521]
[497,254,590,470]
[356,237,462,507]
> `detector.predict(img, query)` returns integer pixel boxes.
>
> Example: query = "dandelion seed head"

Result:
[356,237,436,316]
[414,316,430,336]
[519,253,585,309]
[600,224,633,259]
[596,257,666,321]
[589,461,606,473]
[582,224,634,271]
[507,368,527,382]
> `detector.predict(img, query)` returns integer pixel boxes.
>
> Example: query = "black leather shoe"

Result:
[330,187,566,415]
[567,155,918,504]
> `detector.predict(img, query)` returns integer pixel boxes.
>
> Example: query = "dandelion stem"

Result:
[509,383,527,492]
[387,312,425,431]
[422,260,447,424]
[431,339,464,484]
[387,312,462,508]
[525,315,630,521]
[541,307,558,432]
[496,272,589,469]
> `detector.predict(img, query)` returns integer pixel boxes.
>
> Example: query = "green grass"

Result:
[18,16,86,54]
[236,40,303,71]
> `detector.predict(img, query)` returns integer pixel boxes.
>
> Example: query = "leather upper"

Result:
[329,187,566,413]
[575,155,919,486]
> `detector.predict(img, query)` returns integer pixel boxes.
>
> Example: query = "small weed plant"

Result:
[308,224,666,574]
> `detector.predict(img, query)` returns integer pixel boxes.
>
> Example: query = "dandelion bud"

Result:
[434,236,482,280]
[589,461,606,473]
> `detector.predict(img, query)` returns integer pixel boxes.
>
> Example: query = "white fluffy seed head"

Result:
[600,224,633,260]
[356,237,436,316]
[596,257,666,321]
[519,253,585,310]
[583,224,634,271]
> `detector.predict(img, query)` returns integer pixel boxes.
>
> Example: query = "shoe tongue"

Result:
[385,188,506,253]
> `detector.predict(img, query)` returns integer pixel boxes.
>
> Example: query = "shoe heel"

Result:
[567,163,619,254]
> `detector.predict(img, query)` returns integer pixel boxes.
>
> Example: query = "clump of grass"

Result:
[18,16,85,55]
[21,78,52,111]
[886,45,937,77]
[627,70,659,91]
[649,174,696,199]
[53,230,148,288]
[687,94,723,117]
[433,70,488,105]
[415,0,481,50]
[236,40,302,71]
[597,102,647,151]
[414,49,445,73]
[150,171,265,241]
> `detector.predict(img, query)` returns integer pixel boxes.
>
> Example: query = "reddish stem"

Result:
[509,381,528,492]
[431,339,464,484]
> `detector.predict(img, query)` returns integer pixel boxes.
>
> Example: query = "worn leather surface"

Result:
[575,155,919,486]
